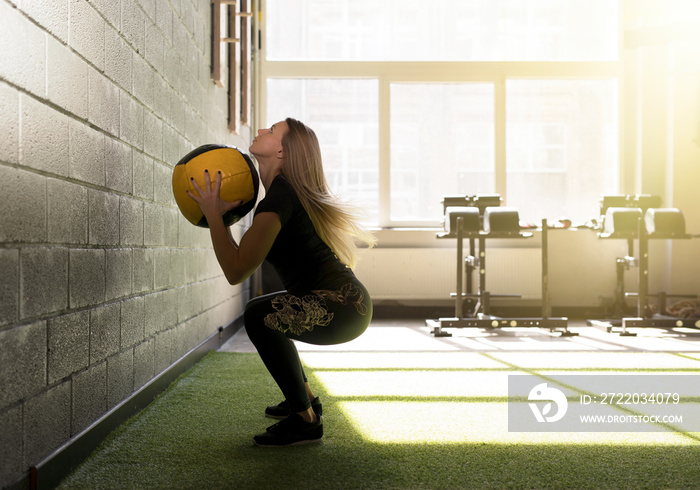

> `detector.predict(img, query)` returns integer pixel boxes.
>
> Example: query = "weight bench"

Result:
[426,195,574,337]
[587,195,699,336]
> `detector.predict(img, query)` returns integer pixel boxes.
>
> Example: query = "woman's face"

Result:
[249,121,288,160]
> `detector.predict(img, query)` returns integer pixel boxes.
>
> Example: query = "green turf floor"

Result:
[59,350,700,489]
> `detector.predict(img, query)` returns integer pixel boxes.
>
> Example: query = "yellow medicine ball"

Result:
[172,144,260,227]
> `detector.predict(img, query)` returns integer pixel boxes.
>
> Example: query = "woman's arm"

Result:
[187,171,280,285]
[208,210,280,284]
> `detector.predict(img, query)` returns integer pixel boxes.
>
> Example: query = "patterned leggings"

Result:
[244,281,372,413]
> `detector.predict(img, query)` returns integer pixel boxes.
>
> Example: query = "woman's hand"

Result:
[186,170,242,223]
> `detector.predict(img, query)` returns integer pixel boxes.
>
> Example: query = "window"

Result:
[261,0,620,227]
[390,83,495,223]
[266,0,617,61]
[506,80,619,224]
[266,78,379,222]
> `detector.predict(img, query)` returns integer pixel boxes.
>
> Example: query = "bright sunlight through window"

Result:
[263,0,620,226]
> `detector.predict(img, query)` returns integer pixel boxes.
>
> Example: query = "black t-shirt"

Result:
[254,175,355,293]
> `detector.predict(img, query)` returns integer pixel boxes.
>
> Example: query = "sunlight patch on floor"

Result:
[315,370,508,398]
[297,322,700,447]
[299,351,504,370]
[487,351,700,370]
[337,401,698,446]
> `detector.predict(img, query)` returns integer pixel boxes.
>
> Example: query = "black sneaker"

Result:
[265,396,323,419]
[253,413,323,447]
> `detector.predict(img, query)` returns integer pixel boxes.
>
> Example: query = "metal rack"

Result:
[427,195,574,337]
[587,195,698,336]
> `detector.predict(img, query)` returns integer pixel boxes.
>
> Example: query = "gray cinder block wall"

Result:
[0,0,251,486]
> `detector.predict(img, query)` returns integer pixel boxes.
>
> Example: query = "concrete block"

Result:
[153,161,173,207]
[69,248,105,309]
[144,202,168,246]
[88,68,121,137]
[69,0,105,71]
[120,92,144,149]
[23,381,71,468]
[20,95,70,177]
[170,321,193,361]
[105,26,133,91]
[105,136,133,194]
[0,1,46,95]
[133,337,154,390]
[132,151,154,200]
[121,0,145,55]
[0,82,19,165]
[181,1,195,37]
[188,250,208,282]
[156,1,174,44]
[177,213,199,248]
[145,22,164,74]
[20,248,68,320]
[168,99,187,141]
[200,250,220,282]
[195,310,214,345]
[107,349,134,408]
[71,361,107,434]
[47,311,90,384]
[153,329,172,374]
[181,249,209,284]
[153,68,171,119]
[185,105,206,147]
[176,283,195,323]
[192,3,205,51]
[169,0,183,19]
[69,120,105,186]
[47,36,88,119]
[119,196,144,246]
[153,248,171,289]
[0,249,19,327]
[171,38,189,92]
[132,51,154,107]
[172,24,189,80]
[19,0,70,43]
[47,178,89,245]
[120,296,145,348]
[88,189,120,246]
[105,248,133,301]
[91,0,120,31]
[0,321,46,407]
[162,122,180,168]
[164,207,179,247]
[144,290,177,337]
[163,48,182,98]
[178,280,211,323]
[169,248,187,287]
[132,248,154,293]
[0,405,23,487]
[144,110,163,160]
[90,303,121,363]
[139,0,156,22]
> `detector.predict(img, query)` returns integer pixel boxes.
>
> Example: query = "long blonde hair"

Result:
[280,118,375,268]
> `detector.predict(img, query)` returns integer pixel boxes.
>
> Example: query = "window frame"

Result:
[255,2,623,229]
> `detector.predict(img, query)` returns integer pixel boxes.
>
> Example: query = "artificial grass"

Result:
[58,351,700,489]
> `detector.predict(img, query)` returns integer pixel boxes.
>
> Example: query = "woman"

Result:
[187,118,374,447]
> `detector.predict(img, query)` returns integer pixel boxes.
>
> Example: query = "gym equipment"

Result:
[426,195,575,337]
[172,144,260,227]
[587,194,699,335]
